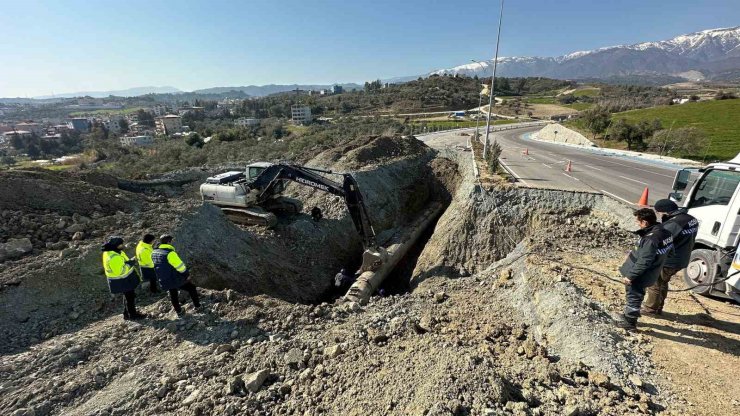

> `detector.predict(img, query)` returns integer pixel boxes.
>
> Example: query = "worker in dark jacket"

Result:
[334,268,356,294]
[643,199,698,315]
[102,236,146,320]
[616,208,674,330]
[152,234,200,316]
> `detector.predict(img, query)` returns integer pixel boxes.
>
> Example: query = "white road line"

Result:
[600,189,634,206]
[542,163,552,169]
[562,172,581,181]
[583,165,603,171]
[500,160,530,187]
[618,175,649,186]
[598,159,675,178]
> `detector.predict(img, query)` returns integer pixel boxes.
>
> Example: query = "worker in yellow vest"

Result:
[102,236,146,320]
[136,234,159,293]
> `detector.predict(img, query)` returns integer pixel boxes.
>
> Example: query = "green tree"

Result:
[185,132,204,148]
[119,118,129,133]
[136,109,156,127]
[581,107,611,138]
[0,155,15,167]
[26,143,40,159]
[557,94,577,104]
[648,127,705,157]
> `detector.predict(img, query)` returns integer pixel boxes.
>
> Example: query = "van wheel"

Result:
[683,249,717,295]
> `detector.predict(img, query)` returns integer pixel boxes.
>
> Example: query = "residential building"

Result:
[331,85,343,94]
[150,105,169,117]
[177,106,204,116]
[128,122,154,136]
[70,118,90,133]
[234,118,260,127]
[155,114,182,135]
[3,130,33,140]
[105,117,126,134]
[120,135,154,147]
[291,105,312,125]
[15,122,43,135]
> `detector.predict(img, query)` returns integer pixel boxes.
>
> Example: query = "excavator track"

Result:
[221,207,278,227]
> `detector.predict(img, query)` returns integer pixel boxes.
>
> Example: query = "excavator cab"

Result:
[247,162,272,181]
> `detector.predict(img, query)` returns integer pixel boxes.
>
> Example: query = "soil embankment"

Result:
[1,136,739,415]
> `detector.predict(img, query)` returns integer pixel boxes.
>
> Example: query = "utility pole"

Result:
[470,60,487,144]
[483,0,505,159]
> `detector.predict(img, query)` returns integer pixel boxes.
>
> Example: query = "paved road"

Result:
[493,127,680,205]
[419,126,681,206]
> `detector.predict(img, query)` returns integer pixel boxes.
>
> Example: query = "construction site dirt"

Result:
[0,135,738,415]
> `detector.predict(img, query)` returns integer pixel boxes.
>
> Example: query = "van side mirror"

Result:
[672,169,690,191]
[669,192,683,202]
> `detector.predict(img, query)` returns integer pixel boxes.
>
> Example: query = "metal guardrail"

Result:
[415,120,550,138]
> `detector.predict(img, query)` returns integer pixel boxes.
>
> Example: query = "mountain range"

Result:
[33,86,183,99]
[426,26,740,82]
[191,83,363,97]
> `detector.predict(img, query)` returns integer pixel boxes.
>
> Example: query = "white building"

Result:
[234,118,260,127]
[120,135,153,147]
[150,105,169,117]
[105,117,125,134]
[291,105,312,125]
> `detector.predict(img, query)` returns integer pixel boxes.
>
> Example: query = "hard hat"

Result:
[159,234,173,242]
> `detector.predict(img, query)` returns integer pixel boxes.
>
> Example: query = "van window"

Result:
[689,169,740,208]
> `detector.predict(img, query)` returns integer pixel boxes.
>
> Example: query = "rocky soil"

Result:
[1,136,737,415]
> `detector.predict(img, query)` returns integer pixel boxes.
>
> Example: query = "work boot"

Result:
[640,306,661,316]
[129,311,147,320]
[613,314,637,331]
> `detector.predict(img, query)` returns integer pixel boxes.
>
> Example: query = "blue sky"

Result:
[0,0,738,97]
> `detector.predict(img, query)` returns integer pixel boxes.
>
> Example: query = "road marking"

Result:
[542,163,552,169]
[618,175,649,186]
[500,160,530,187]
[600,189,634,205]
[583,165,603,171]
[562,172,581,181]
[600,159,675,178]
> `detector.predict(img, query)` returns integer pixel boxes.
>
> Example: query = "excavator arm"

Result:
[251,163,378,249]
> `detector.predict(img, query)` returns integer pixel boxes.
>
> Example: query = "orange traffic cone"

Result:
[565,160,572,172]
[637,187,649,206]
[522,148,529,155]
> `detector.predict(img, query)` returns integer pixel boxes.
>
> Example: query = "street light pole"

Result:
[483,0,505,159]
[470,59,486,144]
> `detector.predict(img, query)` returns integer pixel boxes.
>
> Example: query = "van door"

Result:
[687,169,740,247]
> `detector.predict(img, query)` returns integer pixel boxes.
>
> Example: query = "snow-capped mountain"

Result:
[429,26,740,81]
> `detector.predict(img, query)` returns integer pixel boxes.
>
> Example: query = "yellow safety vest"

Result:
[102,251,134,279]
[135,241,154,269]
[157,244,187,273]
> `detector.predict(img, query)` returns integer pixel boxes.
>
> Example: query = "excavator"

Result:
[200,162,384,270]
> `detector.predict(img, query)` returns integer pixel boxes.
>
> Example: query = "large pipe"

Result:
[344,201,445,304]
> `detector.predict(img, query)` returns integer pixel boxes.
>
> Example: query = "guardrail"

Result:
[415,120,551,138]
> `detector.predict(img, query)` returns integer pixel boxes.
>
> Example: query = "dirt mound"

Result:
[0,169,140,216]
[310,135,430,171]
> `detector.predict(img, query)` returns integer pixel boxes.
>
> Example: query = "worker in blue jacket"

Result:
[616,208,673,330]
[152,234,200,316]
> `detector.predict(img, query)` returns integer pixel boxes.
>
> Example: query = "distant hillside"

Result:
[193,83,363,97]
[612,99,740,160]
[33,86,183,99]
